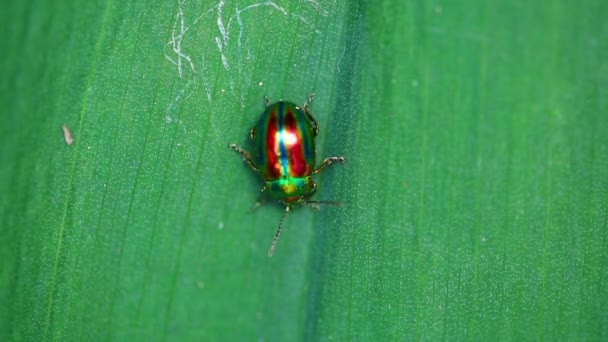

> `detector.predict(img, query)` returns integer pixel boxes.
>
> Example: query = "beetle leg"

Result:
[304,93,316,107]
[313,156,345,174]
[228,144,259,171]
[249,197,266,212]
[303,94,320,136]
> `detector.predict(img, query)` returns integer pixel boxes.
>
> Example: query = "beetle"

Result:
[229,95,345,256]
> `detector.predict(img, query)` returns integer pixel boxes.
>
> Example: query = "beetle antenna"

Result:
[305,200,341,209]
[268,206,290,256]
[305,200,341,206]
[303,200,341,212]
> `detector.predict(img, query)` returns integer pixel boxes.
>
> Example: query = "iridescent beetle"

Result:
[229,95,345,256]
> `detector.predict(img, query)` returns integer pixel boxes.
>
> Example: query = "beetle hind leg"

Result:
[303,94,320,136]
[228,143,259,171]
[303,93,315,108]
[313,156,345,174]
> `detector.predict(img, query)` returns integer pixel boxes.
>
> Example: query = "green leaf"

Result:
[1,0,607,340]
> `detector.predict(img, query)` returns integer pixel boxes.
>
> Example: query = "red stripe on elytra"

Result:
[265,112,281,179]
[284,109,307,177]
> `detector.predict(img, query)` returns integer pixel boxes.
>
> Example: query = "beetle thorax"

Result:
[266,177,316,200]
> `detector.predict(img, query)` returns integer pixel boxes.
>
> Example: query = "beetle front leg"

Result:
[249,197,266,212]
[228,144,259,172]
[313,156,345,174]
[246,183,270,213]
